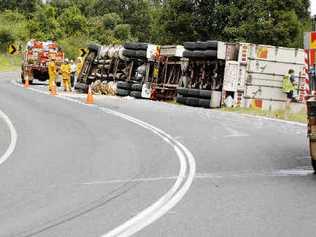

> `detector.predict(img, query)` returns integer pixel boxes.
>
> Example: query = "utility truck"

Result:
[21,40,64,85]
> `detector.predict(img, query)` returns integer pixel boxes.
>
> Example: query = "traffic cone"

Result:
[50,81,57,96]
[86,85,94,104]
[24,78,29,88]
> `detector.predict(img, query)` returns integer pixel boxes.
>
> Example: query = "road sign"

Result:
[8,44,17,55]
[79,48,87,57]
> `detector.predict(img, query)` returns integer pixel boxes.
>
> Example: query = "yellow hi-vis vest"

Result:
[282,74,294,93]
[61,63,71,80]
[48,61,57,79]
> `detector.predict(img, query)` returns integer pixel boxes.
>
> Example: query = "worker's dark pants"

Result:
[70,72,75,87]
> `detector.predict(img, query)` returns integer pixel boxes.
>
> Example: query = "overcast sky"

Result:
[312,0,316,15]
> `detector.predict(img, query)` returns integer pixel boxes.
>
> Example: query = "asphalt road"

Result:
[0,73,315,237]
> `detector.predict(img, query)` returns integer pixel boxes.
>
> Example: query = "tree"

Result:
[114,24,132,42]
[102,13,122,30]
[0,10,29,51]
[0,0,313,56]
[28,5,62,40]
[0,0,41,14]
[58,6,88,36]
[219,0,312,47]
[158,0,197,44]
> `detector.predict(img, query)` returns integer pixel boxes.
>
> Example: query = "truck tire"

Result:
[88,43,101,53]
[131,83,142,91]
[122,49,147,58]
[177,87,199,97]
[177,87,212,99]
[183,50,217,58]
[186,97,210,108]
[122,49,137,58]
[117,81,131,90]
[184,41,218,50]
[124,42,148,50]
[135,50,147,58]
[185,97,200,107]
[176,95,210,108]
[116,88,130,97]
[130,91,142,98]
[176,95,186,105]
[198,98,211,108]
[199,90,213,99]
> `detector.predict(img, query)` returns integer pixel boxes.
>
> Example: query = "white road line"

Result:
[0,109,18,166]
[13,81,196,237]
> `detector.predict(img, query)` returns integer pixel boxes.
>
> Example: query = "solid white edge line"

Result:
[0,109,18,166]
[115,145,196,237]
[12,81,197,237]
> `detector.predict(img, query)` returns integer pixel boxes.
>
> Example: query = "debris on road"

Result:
[91,80,116,95]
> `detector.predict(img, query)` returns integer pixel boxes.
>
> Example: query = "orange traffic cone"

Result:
[86,85,94,104]
[50,81,57,96]
[24,78,29,88]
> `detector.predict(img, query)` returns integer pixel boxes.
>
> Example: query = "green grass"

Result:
[221,107,307,124]
[168,99,307,123]
[0,53,22,72]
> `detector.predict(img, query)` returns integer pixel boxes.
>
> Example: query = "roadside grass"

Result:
[0,54,21,72]
[166,100,307,123]
[221,107,307,124]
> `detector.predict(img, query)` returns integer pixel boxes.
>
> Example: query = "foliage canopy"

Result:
[0,0,312,58]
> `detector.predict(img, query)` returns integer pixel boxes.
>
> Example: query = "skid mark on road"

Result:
[223,126,249,138]
[0,108,18,166]
[81,176,178,185]
[12,81,196,237]
[80,168,314,186]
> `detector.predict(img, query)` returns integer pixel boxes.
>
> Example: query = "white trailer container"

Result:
[222,43,306,111]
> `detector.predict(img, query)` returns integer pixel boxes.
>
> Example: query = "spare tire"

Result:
[116,88,130,97]
[124,42,148,50]
[130,91,142,98]
[117,81,131,90]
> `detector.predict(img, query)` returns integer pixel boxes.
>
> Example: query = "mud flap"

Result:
[309,135,316,172]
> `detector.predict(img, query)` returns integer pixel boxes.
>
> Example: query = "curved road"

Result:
[0,72,315,237]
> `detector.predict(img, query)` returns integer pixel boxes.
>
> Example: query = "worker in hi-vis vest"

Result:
[61,59,71,92]
[282,69,295,105]
[48,58,57,91]
[77,57,83,76]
